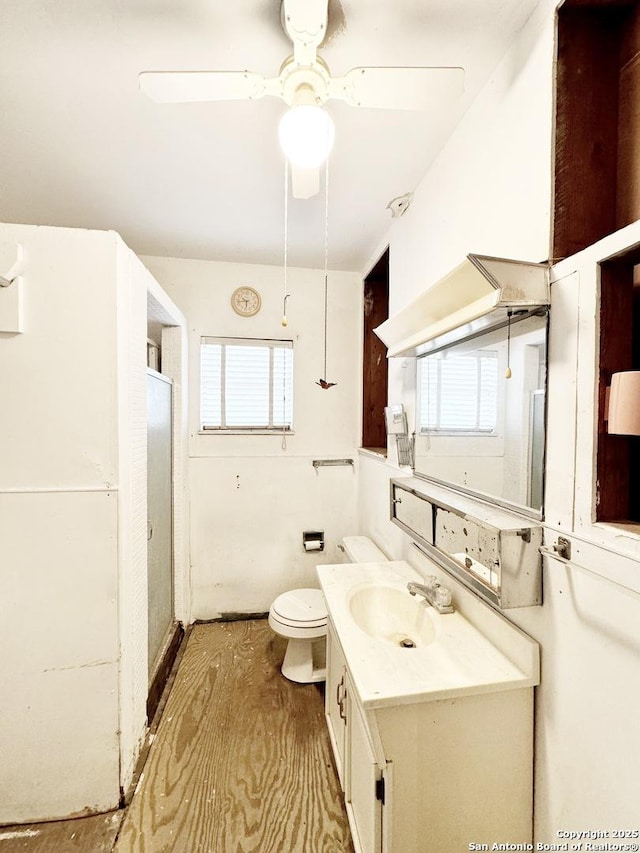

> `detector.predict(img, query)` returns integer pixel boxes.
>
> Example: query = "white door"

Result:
[147,369,173,680]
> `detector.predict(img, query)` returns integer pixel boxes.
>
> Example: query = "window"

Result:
[200,337,293,431]
[418,350,498,434]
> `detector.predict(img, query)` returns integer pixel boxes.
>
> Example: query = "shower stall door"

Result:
[147,370,174,689]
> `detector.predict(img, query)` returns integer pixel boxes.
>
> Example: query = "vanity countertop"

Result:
[317,560,539,710]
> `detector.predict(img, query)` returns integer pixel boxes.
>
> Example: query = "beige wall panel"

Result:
[0,224,118,491]
[0,490,120,823]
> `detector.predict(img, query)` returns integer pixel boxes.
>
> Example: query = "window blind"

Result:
[200,337,293,430]
[419,350,497,433]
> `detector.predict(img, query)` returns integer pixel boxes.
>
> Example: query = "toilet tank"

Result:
[341,536,388,563]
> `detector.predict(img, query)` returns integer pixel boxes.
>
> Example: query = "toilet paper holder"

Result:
[303,531,324,552]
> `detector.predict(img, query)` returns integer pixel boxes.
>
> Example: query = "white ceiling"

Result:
[0,1,541,273]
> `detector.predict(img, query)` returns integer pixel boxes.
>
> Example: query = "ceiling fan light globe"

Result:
[278,105,335,169]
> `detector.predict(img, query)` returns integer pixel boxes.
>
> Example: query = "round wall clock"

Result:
[231,285,261,317]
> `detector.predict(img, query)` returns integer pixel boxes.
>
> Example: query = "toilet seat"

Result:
[268,589,328,683]
[271,589,327,629]
[268,537,388,684]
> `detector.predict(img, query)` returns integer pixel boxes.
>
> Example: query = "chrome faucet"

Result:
[407,577,454,614]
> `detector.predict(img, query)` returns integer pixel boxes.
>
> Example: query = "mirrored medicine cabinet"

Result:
[413,309,549,517]
[376,254,550,608]
[373,253,551,518]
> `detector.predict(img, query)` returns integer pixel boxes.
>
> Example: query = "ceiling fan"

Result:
[139,0,464,199]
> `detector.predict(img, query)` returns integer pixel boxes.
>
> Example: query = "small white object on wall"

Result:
[0,242,25,333]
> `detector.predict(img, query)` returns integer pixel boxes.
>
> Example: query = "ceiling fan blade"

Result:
[291,165,320,199]
[139,70,268,103]
[329,66,465,111]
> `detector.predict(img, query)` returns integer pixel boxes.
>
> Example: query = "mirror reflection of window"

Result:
[419,351,498,434]
[413,310,548,515]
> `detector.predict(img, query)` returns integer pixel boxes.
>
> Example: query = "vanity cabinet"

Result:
[326,620,385,852]
[326,618,348,787]
[325,616,535,853]
[344,674,384,853]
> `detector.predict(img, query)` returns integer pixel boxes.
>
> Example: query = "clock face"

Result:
[231,286,261,317]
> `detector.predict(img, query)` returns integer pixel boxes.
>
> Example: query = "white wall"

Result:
[141,255,362,618]
[358,0,640,838]
[384,0,554,317]
[0,224,121,822]
[0,224,188,823]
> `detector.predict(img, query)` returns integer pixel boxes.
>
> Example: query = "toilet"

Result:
[268,536,388,684]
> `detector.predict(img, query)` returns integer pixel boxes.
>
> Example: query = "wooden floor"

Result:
[1,621,353,853]
[0,813,123,852]
[117,620,353,853]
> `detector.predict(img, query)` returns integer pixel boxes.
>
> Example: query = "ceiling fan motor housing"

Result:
[279,57,331,106]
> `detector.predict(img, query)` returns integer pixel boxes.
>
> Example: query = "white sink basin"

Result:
[317,560,540,708]
[348,583,438,648]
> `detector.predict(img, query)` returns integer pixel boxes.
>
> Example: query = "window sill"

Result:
[358,447,388,461]
[419,431,499,438]
[199,429,296,436]
[595,520,640,538]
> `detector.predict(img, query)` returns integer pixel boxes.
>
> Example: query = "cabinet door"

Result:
[325,622,347,788]
[391,484,433,546]
[346,688,383,853]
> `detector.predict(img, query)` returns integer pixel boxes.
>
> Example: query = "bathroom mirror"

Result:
[413,310,548,516]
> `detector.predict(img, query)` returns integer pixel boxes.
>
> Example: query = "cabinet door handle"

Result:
[339,698,347,722]
[338,680,347,722]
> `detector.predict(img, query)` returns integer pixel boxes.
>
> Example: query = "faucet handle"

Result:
[434,584,452,607]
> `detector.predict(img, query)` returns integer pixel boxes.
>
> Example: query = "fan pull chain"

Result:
[282,159,290,328]
[282,159,290,450]
[505,310,512,379]
[323,156,329,380]
[317,151,336,389]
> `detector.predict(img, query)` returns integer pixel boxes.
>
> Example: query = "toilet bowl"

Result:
[268,536,388,684]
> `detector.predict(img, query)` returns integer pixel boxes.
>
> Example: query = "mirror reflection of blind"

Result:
[200,337,293,430]
[420,351,497,433]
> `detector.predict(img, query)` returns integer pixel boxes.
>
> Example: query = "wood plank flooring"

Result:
[0,621,352,853]
[0,813,123,853]
[115,620,354,853]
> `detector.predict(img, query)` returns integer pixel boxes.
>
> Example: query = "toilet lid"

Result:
[272,589,327,627]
